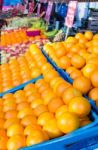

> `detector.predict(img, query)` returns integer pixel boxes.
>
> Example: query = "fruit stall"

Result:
[0,0,98,150]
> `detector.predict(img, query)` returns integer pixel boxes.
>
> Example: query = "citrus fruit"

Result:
[73,76,91,94]
[57,112,80,133]
[43,118,63,138]
[71,54,86,69]
[7,135,26,150]
[48,97,64,113]
[62,87,82,104]
[69,96,91,117]
[37,112,54,126]
[90,70,98,88]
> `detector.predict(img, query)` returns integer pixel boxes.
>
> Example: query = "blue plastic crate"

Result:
[42,49,98,114]
[0,75,43,97]
[1,72,98,150]
[20,118,98,150]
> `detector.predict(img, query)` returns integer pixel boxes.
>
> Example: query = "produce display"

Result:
[3,17,39,29]
[1,28,48,47]
[0,28,49,64]
[44,31,98,106]
[0,44,92,149]
[0,51,43,93]
[31,18,58,38]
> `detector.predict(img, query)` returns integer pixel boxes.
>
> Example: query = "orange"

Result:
[0,99,3,106]
[0,111,4,118]
[24,125,42,136]
[14,90,27,103]
[17,107,33,119]
[0,105,3,112]
[25,88,37,97]
[84,31,93,40]
[55,43,66,58]
[50,77,64,88]
[0,136,8,150]
[37,58,47,67]
[90,70,98,88]
[41,63,53,72]
[7,123,24,137]
[42,90,57,105]
[57,112,80,133]
[70,44,81,53]
[71,54,86,69]
[66,52,75,58]
[89,88,98,101]
[5,110,17,119]
[66,66,76,75]
[38,83,49,93]
[31,68,41,78]
[3,93,14,100]
[65,42,75,50]
[37,112,54,126]
[44,70,58,82]
[48,97,64,113]
[87,57,98,67]
[75,33,84,40]
[27,93,41,103]
[92,45,98,55]
[79,36,88,44]
[43,118,63,138]
[4,118,20,129]
[35,79,46,88]
[3,103,17,112]
[62,87,82,104]
[7,135,26,150]
[59,56,71,69]
[17,102,30,111]
[0,128,6,136]
[69,96,91,117]
[21,115,37,127]
[73,76,91,94]
[53,80,67,93]
[24,83,36,91]
[31,99,44,109]
[55,105,68,118]
[33,104,48,117]
[93,34,98,39]
[78,49,87,57]
[82,64,96,78]
[0,119,5,128]
[55,82,71,97]
[70,69,82,80]
[66,37,77,44]
[26,133,46,146]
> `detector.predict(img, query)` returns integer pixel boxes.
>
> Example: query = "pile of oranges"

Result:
[44,31,98,106]
[0,51,42,93]
[0,72,91,149]
[0,44,92,149]
[0,29,47,47]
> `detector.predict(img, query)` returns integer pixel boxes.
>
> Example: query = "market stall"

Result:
[0,0,98,150]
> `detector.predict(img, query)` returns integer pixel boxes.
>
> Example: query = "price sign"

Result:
[45,1,53,23]
[37,3,41,16]
[65,1,78,28]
